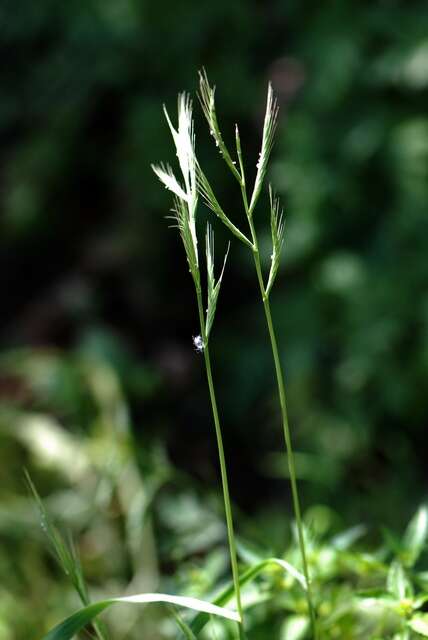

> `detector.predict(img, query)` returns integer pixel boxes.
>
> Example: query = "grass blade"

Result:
[43,601,112,640]
[189,557,306,636]
[43,593,241,640]
[387,560,412,600]
[409,614,428,637]
[402,505,428,567]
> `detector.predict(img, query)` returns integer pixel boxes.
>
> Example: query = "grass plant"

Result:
[152,95,244,636]
[30,74,428,640]
[197,70,317,637]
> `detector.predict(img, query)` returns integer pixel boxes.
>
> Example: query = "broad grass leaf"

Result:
[43,601,111,640]
[402,506,428,567]
[409,614,428,636]
[43,593,240,640]
[387,561,412,600]
[280,615,309,640]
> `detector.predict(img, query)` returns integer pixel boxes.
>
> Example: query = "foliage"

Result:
[1,0,428,638]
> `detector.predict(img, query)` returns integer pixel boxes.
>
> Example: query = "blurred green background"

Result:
[1,1,428,638]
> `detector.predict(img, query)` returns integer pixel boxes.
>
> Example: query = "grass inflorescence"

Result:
[33,73,428,640]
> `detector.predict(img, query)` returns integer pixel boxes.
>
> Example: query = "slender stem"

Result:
[244,205,317,638]
[195,288,244,631]
[202,93,316,634]
[251,243,317,638]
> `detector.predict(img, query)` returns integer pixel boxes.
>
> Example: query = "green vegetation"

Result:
[23,72,428,639]
[1,1,428,638]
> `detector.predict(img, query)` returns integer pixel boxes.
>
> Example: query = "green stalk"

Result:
[245,212,317,639]
[195,287,244,635]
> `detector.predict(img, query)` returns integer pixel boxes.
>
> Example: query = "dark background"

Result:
[1,1,428,637]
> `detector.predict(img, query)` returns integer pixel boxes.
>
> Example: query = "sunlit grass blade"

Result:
[43,593,241,640]
[197,166,253,249]
[249,83,279,215]
[198,69,241,183]
[265,186,285,297]
[26,472,108,640]
[205,224,230,339]
[189,557,306,636]
[26,472,89,606]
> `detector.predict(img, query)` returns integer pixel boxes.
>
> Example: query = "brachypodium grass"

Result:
[152,94,244,636]
[35,85,309,640]
[196,70,317,638]
[31,74,428,640]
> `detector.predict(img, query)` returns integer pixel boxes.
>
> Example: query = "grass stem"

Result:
[195,288,244,635]
[246,212,318,640]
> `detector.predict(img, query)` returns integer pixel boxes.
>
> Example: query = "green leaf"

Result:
[413,594,428,610]
[27,472,108,640]
[331,524,367,550]
[189,557,306,636]
[409,614,428,636]
[280,615,309,640]
[26,472,90,606]
[402,506,428,567]
[43,601,111,640]
[43,593,240,640]
[387,561,412,600]
[394,632,410,640]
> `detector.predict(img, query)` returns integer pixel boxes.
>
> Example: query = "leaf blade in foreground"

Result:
[43,592,240,640]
